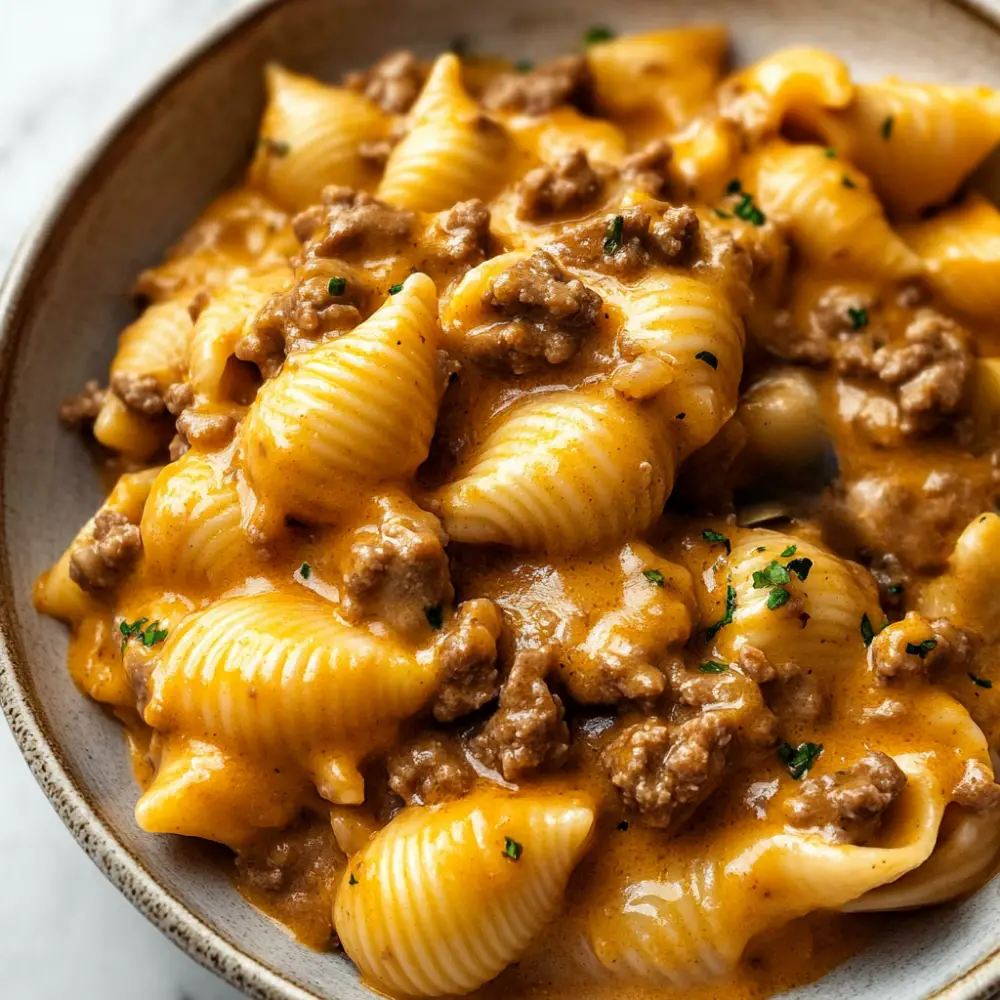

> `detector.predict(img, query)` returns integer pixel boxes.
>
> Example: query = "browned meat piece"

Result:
[470,249,602,373]
[558,205,700,275]
[340,496,454,637]
[953,759,1000,811]
[766,669,829,727]
[602,713,733,830]
[620,140,674,197]
[784,751,907,844]
[761,288,876,367]
[432,599,503,723]
[168,434,190,462]
[164,381,194,416]
[175,409,238,450]
[827,470,997,573]
[110,372,166,416]
[481,55,590,115]
[426,199,492,264]
[59,380,107,428]
[869,612,972,685]
[868,310,974,435]
[516,149,606,219]
[387,735,474,805]
[868,553,909,618]
[471,646,570,780]
[291,186,414,252]
[237,277,361,378]
[344,50,426,114]
[69,510,142,593]
[738,644,777,683]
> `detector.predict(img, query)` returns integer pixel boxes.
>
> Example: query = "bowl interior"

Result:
[4,0,1000,998]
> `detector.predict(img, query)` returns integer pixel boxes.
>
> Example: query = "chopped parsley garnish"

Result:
[259,137,290,157]
[388,283,403,295]
[725,178,743,195]
[348,873,359,885]
[643,568,666,587]
[695,350,719,369]
[603,214,624,255]
[676,412,686,420]
[327,276,346,296]
[503,836,523,860]
[753,560,791,589]
[514,58,534,72]
[425,604,444,629]
[767,587,791,610]
[702,528,731,554]
[880,115,894,140]
[780,544,797,558]
[616,820,629,832]
[970,672,994,689]
[842,175,857,189]
[713,208,733,219]
[860,612,885,647]
[755,546,767,553]
[887,583,905,595]
[733,191,766,226]
[905,638,938,658]
[824,147,837,158]
[704,584,736,641]
[847,305,869,330]
[299,562,312,579]
[120,617,168,654]
[699,660,729,673]
[778,741,824,780]
[583,25,616,46]
[786,557,813,581]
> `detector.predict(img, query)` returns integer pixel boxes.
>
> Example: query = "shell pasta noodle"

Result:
[34,20,1000,1000]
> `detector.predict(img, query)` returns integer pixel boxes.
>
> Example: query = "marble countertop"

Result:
[0,5,255,997]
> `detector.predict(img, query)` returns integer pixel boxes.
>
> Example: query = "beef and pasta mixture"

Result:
[36,23,1000,1000]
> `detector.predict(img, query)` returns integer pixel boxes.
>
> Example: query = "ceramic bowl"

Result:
[4,0,1000,997]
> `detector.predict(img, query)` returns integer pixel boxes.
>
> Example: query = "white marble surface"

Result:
[0,5,258,996]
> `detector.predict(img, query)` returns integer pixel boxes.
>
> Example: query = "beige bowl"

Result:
[4,0,1000,997]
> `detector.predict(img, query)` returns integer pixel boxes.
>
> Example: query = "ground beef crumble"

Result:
[602,713,733,830]
[953,759,1000,811]
[432,599,503,723]
[481,55,591,116]
[290,186,415,253]
[59,380,107,428]
[69,510,142,593]
[426,199,492,264]
[620,139,675,198]
[344,50,426,114]
[470,249,602,373]
[109,372,167,417]
[868,612,972,684]
[784,751,907,844]
[471,646,570,780]
[386,734,474,805]
[516,149,607,220]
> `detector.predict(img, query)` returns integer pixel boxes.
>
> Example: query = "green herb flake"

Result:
[141,622,168,648]
[676,412,686,420]
[778,741,824,780]
[300,562,312,580]
[767,587,791,610]
[842,175,857,189]
[603,214,625,255]
[905,638,938,658]
[583,25,616,46]
[780,545,797,558]
[695,350,719,369]
[643,568,666,587]
[847,305,869,330]
[860,612,885,647]
[755,546,767,553]
[348,873,359,885]
[425,604,444,629]
[513,58,534,72]
[704,584,737,641]
[753,560,791,589]
[699,660,729,674]
[503,836,523,861]
[725,178,743,195]
[712,208,733,219]
[888,583,904,595]
[327,276,347,296]
[824,147,837,158]
[880,115,894,140]
[970,672,994,689]
[388,283,403,295]
[120,617,167,653]
[259,138,290,157]
[786,557,813,582]
[733,191,766,226]
[702,528,731,554]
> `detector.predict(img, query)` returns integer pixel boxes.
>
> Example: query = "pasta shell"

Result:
[336,791,595,997]
[110,299,193,392]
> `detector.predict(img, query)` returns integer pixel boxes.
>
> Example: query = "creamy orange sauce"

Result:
[33,26,1000,1000]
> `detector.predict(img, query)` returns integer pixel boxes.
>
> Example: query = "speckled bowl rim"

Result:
[4,1,1000,997]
